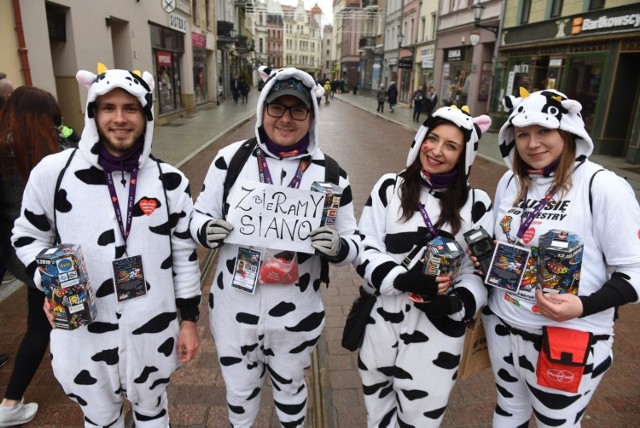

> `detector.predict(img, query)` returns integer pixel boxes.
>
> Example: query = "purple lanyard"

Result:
[417,203,439,237]
[105,169,138,250]
[256,148,310,189]
[516,185,557,240]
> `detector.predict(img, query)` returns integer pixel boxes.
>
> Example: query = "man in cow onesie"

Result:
[189,67,359,427]
[354,106,494,427]
[11,64,201,427]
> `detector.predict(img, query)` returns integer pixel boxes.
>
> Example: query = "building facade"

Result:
[496,0,640,162]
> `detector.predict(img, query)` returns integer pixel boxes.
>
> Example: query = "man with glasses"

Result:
[189,67,359,427]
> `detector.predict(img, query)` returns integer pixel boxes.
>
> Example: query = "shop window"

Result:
[565,56,604,132]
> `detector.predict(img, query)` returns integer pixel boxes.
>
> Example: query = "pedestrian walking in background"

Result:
[424,86,438,119]
[188,66,360,427]
[0,85,70,427]
[240,78,250,104]
[11,64,201,427]
[323,80,331,105]
[479,88,640,426]
[387,81,398,113]
[376,84,386,113]
[412,85,426,122]
[232,75,241,103]
[354,105,493,427]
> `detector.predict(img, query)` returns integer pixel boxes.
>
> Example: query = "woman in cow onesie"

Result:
[354,106,493,427]
[11,65,201,427]
[483,88,640,427]
[189,67,359,427]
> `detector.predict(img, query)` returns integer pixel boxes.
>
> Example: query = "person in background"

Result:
[11,65,201,427]
[376,84,386,113]
[481,88,640,426]
[0,86,69,426]
[387,81,398,113]
[412,85,426,123]
[232,75,240,103]
[424,86,438,119]
[354,105,493,427]
[189,66,360,427]
[0,71,14,374]
[323,80,331,105]
[240,78,250,104]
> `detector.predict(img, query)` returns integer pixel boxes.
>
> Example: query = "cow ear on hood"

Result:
[76,70,97,89]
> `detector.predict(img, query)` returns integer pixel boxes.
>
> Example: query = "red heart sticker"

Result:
[522,227,535,244]
[139,199,157,216]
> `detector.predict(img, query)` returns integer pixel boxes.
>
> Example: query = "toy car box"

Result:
[537,230,583,295]
[36,243,97,330]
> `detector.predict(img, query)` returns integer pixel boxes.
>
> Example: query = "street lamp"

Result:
[472,2,499,36]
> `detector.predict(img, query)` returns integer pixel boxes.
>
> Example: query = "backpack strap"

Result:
[222,137,258,218]
[53,149,77,245]
[323,154,340,185]
[589,169,604,214]
[319,153,342,286]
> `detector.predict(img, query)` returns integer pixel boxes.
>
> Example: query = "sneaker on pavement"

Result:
[0,355,7,369]
[0,400,38,427]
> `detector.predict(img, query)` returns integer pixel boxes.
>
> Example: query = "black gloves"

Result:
[413,293,463,319]
[393,269,439,296]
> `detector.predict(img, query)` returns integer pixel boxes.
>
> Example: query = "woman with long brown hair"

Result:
[0,86,69,426]
[354,106,493,426]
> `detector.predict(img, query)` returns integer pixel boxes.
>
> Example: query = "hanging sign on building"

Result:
[156,50,173,67]
[445,48,465,62]
[192,32,206,48]
[398,57,413,69]
[169,12,187,33]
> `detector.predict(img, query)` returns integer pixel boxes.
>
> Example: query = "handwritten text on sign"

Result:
[225,179,325,253]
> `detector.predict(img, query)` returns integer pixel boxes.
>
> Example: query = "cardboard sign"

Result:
[225,179,326,253]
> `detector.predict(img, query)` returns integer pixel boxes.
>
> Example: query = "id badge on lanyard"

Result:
[105,169,147,302]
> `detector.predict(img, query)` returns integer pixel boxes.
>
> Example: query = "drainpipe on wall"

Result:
[12,0,32,86]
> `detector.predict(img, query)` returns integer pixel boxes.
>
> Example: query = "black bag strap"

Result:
[53,148,78,245]
[222,137,258,218]
[589,168,604,214]
[319,154,341,286]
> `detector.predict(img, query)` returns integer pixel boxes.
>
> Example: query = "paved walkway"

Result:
[1,90,639,427]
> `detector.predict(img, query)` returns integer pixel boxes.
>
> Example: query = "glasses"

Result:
[266,104,310,121]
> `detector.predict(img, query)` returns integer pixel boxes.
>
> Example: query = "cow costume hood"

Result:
[406,105,491,179]
[498,87,594,169]
[255,66,324,158]
[76,63,155,169]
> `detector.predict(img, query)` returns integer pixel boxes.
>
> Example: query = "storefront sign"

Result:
[192,32,206,48]
[398,57,413,69]
[169,13,187,33]
[421,45,434,69]
[156,50,172,67]
[445,48,465,62]
[574,11,640,34]
[549,59,563,67]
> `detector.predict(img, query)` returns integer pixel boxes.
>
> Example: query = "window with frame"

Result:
[588,0,604,10]
[520,0,532,24]
[550,0,563,18]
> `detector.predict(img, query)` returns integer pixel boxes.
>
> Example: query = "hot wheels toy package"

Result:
[36,243,97,330]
